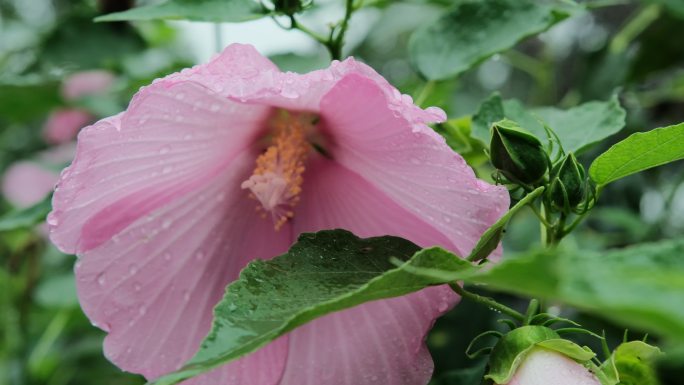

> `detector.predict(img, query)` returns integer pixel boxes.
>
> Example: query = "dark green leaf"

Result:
[589,122,684,186]
[409,0,576,80]
[0,79,60,123]
[96,0,267,23]
[152,230,478,385]
[0,195,52,232]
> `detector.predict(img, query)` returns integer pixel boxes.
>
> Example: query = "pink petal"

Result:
[276,156,458,385]
[49,81,269,254]
[43,108,92,145]
[75,148,290,384]
[504,348,601,385]
[2,161,59,208]
[320,74,509,257]
[62,70,116,101]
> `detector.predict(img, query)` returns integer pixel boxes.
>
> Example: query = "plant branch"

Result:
[450,283,525,321]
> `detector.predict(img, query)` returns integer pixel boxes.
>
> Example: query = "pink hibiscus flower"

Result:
[48,44,508,385]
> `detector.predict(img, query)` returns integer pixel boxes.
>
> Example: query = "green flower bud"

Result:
[489,119,550,185]
[273,0,307,15]
[548,153,586,213]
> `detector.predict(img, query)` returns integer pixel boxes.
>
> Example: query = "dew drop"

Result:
[442,214,452,223]
[410,157,421,165]
[159,145,170,155]
[96,272,106,286]
[210,103,220,112]
[139,306,147,316]
[46,213,59,226]
[162,166,173,174]
[175,92,185,100]
[183,290,191,301]
[195,250,205,260]
[163,252,172,261]
[134,283,141,292]
[162,219,173,229]
[128,264,138,275]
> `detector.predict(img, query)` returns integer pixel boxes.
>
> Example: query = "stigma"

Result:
[241,111,314,230]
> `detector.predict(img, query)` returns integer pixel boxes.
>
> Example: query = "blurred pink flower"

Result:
[502,348,601,385]
[2,161,58,208]
[2,144,75,208]
[48,44,508,385]
[43,108,92,145]
[61,70,116,101]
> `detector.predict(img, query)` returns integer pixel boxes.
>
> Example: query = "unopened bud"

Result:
[490,119,549,185]
[548,153,586,213]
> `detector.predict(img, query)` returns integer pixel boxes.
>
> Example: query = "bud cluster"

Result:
[488,118,595,217]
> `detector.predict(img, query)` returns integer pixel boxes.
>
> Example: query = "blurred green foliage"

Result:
[1,0,683,384]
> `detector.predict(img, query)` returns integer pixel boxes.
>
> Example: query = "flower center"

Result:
[241,111,315,230]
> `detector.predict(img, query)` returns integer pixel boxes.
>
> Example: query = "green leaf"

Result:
[0,79,60,123]
[589,122,684,186]
[471,93,626,154]
[476,239,684,343]
[96,0,267,23]
[0,195,52,232]
[533,94,626,154]
[152,230,479,385]
[404,238,684,343]
[467,186,544,262]
[35,274,79,308]
[485,326,562,384]
[605,341,663,385]
[408,0,576,80]
[471,93,547,145]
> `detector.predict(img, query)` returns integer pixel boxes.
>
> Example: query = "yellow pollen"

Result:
[241,112,311,230]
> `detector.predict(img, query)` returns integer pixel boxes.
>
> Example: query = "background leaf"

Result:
[533,94,626,154]
[95,0,267,23]
[589,123,684,186]
[0,195,52,232]
[471,93,626,154]
[408,0,576,80]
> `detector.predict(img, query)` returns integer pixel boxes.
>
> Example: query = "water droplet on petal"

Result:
[96,272,106,286]
[195,250,205,260]
[159,145,170,155]
[129,264,138,275]
[175,92,185,100]
[162,219,173,229]
[162,166,173,174]
[139,306,147,316]
[163,252,172,261]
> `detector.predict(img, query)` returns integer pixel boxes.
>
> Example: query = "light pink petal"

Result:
[504,348,601,385]
[320,74,509,257]
[62,70,116,101]
[49,81,270,254]
[75,148,290,384]
[43,108,92,145]
[2,161,59,208]
[276,156,458,385]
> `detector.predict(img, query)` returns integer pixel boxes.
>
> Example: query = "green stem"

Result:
[450,283,525,321]
[414,80,436,107]
[609,4,661,54]
[289,15,329,45]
